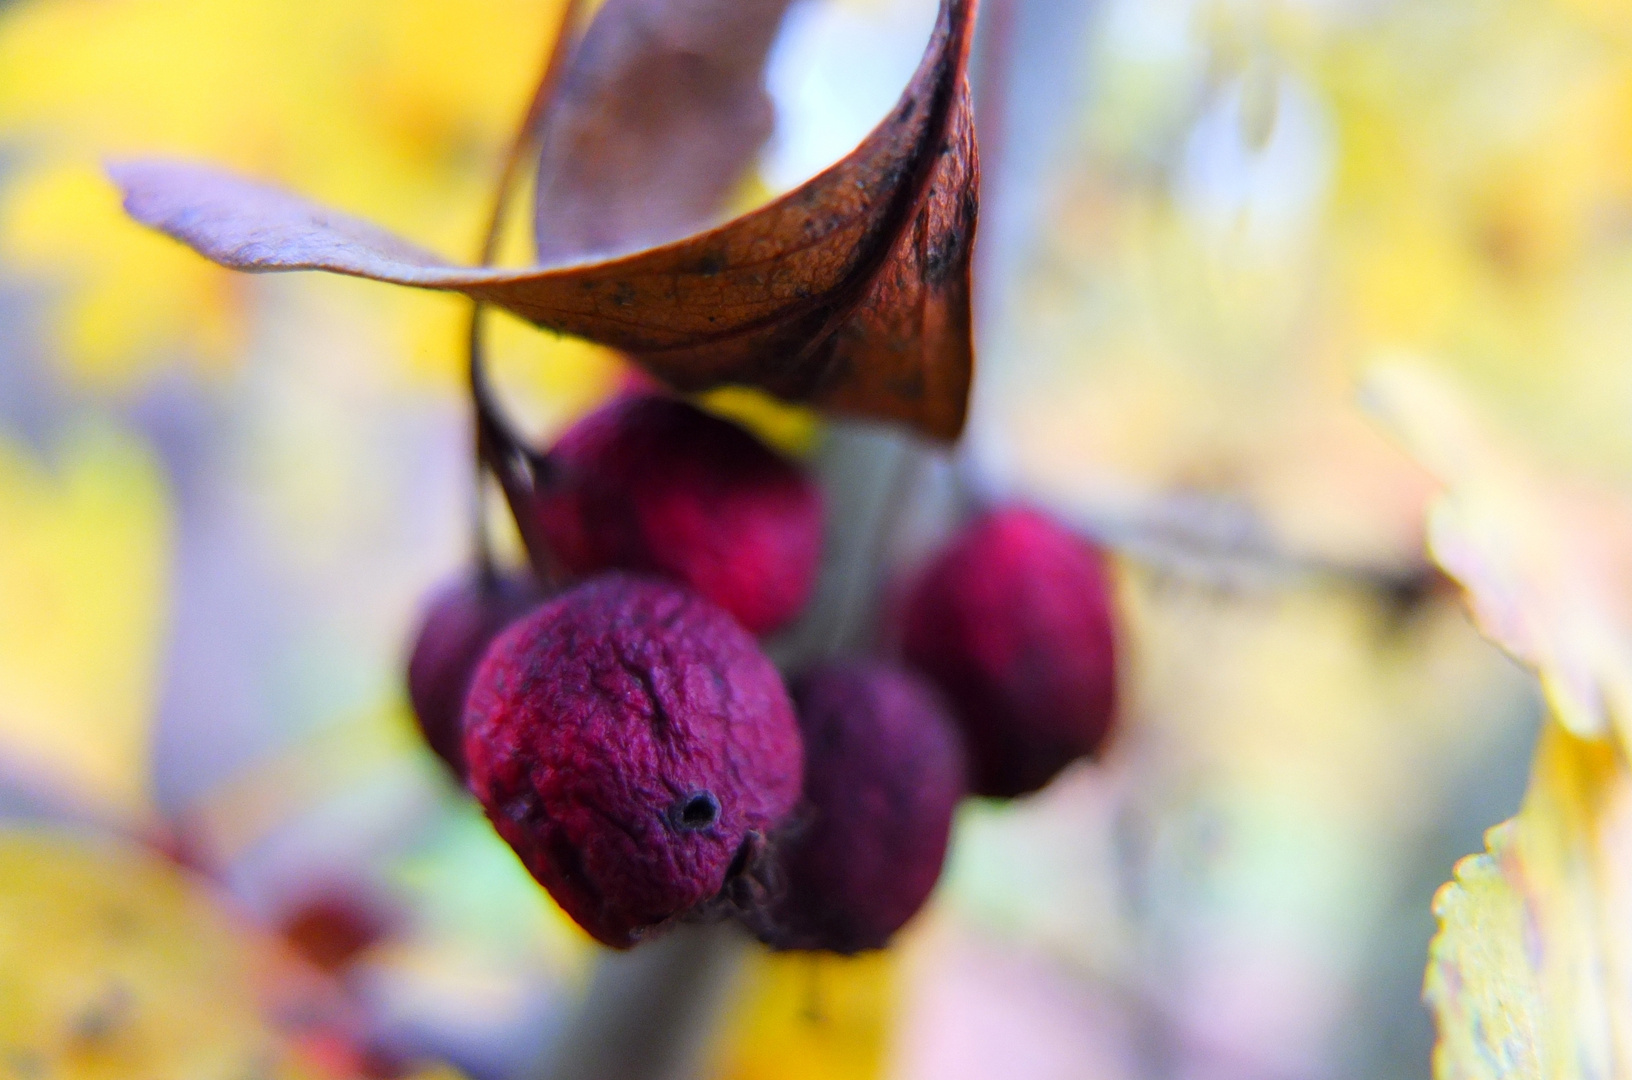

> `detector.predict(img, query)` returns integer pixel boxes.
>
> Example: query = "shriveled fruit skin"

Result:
[900,506,1118,798]
[463,573,804,948]
[753,661,965,954]
[406,571,549,778]
[530,393,822,635]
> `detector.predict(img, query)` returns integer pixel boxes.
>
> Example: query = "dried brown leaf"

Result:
[111,0,978,439]
[531,0,795,261]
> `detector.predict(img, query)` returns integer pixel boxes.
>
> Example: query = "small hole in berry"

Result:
[674,792,720,831]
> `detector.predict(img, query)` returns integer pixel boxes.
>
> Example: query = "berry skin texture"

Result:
[899,506,1118,798]
[530,393,822,635]
[753,661,965,954]
[463,573,805,949]
[407,571,550,779]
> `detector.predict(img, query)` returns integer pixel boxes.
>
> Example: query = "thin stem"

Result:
[819,434,921,656]
[1074,499,1440,603]
[477,0,587,267]
[539,924,751,1080]
[952,454,1440,604]
[468,0,586,576]
[470,314,567,586]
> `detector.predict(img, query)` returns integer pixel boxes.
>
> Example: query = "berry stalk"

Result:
[467,0,586,578]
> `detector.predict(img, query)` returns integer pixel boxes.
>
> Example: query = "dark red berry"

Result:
[406,571,550,778]
[899,506,1118,798]
[463,573,804,949]
[751,661,964,954]
[278,884,396,974]
[527,393,822,635]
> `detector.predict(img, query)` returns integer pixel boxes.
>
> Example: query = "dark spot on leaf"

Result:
[923,224,965,285]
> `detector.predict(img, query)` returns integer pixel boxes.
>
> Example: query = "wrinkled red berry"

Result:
[406,571,550,778]
[751,661,964,954]
[899,506,1118,798]
[527,393,822,635]
[463,573,804,948]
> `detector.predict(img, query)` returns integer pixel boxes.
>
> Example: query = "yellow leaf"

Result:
[1370,364,1632,1075]
[1424,722,1632,1080]
[0,827,378,1078]
[1366,362,1632,746]
[707,949,896,1080]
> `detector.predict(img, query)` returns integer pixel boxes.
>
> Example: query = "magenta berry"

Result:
[899,506,1118,798]
[527,393,822,635]
[406,571,550,778]
[463,573,804,948]
[751,661,964,954]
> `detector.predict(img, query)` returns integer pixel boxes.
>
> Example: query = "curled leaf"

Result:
[111,0,978,439]
[1425,723,1632,1080]
[531,0,795,261]
[1365,362,1632,746]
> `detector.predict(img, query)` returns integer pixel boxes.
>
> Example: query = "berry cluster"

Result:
[406,392,1119,952]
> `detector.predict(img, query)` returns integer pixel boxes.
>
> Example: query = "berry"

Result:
[899,506,1118,798]
[406,571,550,778]
[526,393,822,635]
[463,573,804,948]
[278,884,396,974]
[751,661,965,954]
